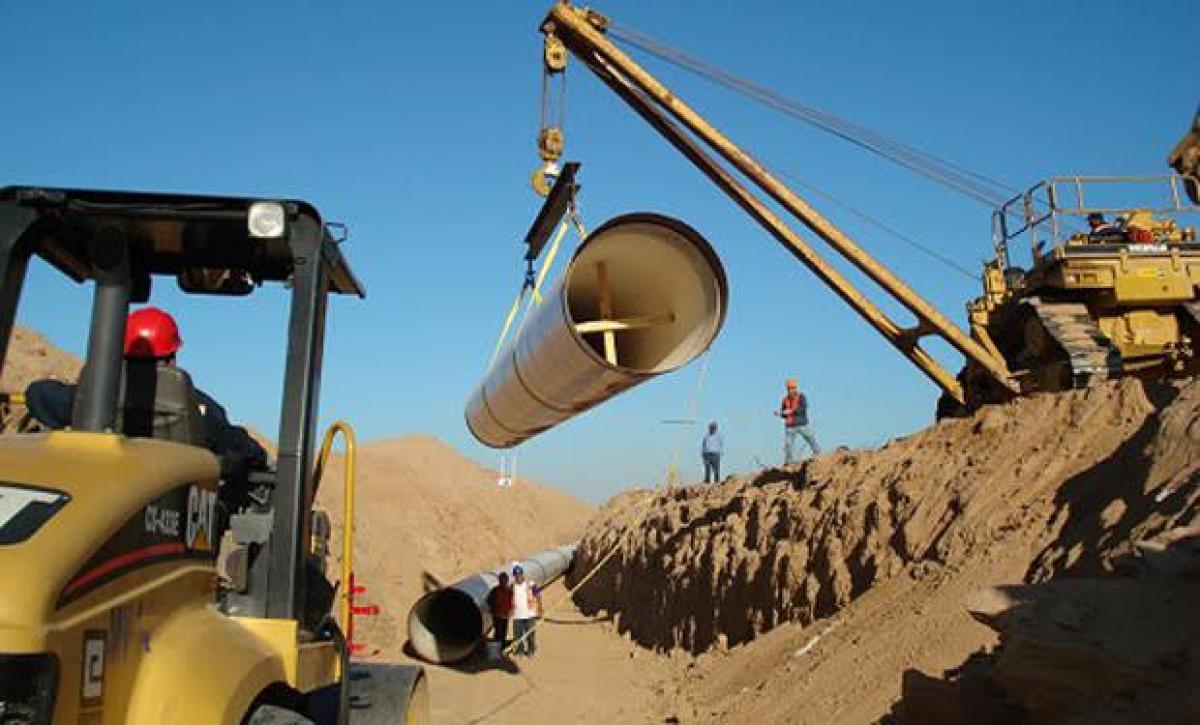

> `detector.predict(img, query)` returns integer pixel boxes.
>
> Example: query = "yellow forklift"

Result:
[0,187,427,723]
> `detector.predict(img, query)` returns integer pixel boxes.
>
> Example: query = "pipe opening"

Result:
[567,217,725,372]
[407,588,486,664]
[465,213,727,448]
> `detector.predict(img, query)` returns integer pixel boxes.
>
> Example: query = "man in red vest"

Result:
[486,571,515,651]
[775,378,820,465]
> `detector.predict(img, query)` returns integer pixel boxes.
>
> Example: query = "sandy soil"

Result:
[571,379,1200,723]
[0,325,81,431]
[315,435,593,658]
[396,580,678,725]
[10,324,1199,723]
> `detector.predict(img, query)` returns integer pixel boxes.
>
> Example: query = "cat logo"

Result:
[186,486,217,552]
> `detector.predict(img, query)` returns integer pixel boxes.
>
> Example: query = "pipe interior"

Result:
[407,588,485,664]
[566,220,723,372]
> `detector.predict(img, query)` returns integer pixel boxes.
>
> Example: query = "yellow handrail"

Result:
[313,420,357,634]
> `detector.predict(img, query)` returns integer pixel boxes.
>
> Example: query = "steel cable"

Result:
[608,22,1017,208]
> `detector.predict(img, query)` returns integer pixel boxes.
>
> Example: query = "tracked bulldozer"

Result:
[0,187,427,723]
[952,174,1200,415]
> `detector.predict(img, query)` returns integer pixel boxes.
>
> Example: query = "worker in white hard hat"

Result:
[509,564,543,657]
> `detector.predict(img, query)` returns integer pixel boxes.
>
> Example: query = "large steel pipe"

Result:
[467,213,728,448]
[406,544,577,664]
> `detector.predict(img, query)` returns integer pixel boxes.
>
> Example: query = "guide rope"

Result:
[504,350,713,657]
[487,213,575,368]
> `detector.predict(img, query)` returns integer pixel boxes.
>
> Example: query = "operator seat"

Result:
[115,360,207,447]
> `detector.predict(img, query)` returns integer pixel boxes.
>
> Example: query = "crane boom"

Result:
[541,2,1018,405]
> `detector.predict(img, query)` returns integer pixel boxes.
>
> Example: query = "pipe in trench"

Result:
[406,544,577,664]
[466,213,728,448]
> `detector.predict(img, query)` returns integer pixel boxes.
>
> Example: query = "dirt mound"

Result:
[569,379,1200,722]
[1,325,81,431]
[890,562,1200,725]
[315,435,592,658]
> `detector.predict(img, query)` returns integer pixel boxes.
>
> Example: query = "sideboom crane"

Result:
[538,1,1020,408]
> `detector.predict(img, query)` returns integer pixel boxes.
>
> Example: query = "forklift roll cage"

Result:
[0,185,365,623]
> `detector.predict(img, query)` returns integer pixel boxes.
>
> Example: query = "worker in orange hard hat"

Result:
[25,307,268,491]
[774,377,820,465]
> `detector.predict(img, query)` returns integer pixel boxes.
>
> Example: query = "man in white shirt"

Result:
[509,564,542,657]
[701,421,724,483]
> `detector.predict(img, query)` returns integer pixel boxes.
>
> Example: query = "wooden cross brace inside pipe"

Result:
[575,313,676,335]
[575,260,676,365]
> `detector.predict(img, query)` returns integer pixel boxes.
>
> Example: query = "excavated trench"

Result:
[568,379,1200,656]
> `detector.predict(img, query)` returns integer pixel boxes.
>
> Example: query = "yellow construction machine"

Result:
[0,188,427,723]
[534,2,1200,415]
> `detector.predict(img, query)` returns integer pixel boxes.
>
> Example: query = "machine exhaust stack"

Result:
[407,544,577,664]
[466,213,728,448]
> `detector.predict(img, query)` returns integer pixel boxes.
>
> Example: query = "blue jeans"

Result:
[702,452,721,483]
[784,425,820,464]
[512,617,537,656]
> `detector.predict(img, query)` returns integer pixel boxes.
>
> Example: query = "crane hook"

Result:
[532,127,565,197]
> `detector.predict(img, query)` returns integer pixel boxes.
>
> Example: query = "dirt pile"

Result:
[569,379,1200,722]
[315,435,592,658]
[891,385,1200,725]
[0,325,81,431]
[890,565,1200,725]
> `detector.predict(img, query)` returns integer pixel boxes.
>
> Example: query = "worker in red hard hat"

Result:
[774,377,820,465]
[25,307,268,485]
[123,306,183,359]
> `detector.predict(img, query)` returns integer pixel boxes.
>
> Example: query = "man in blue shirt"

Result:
[701,421,724,484]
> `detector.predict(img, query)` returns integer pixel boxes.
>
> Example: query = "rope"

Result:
[528,215,571,307]
[667,351,712,484]
[487,288,530,369]
[502,486,666,658]
[488,216,573,367]
[504,351,713,657]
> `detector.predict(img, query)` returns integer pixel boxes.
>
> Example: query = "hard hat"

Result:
[124,307,183,359]
[512,565,525,575]
[1087,212,1105,224]
[786,378,798,388]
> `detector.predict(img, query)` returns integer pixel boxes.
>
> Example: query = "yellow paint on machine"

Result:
[0,431,340,724]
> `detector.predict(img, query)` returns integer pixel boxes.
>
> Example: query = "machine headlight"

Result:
[0,654,59,725]
[247,201,287,239]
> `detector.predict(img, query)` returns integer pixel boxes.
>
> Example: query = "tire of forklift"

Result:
[246,704,316,725]
[349,663,430,724]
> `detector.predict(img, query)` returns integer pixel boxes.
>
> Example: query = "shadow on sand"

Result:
[402,640,521,675]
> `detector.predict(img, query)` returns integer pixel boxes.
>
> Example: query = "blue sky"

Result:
[3,1,1196,503]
